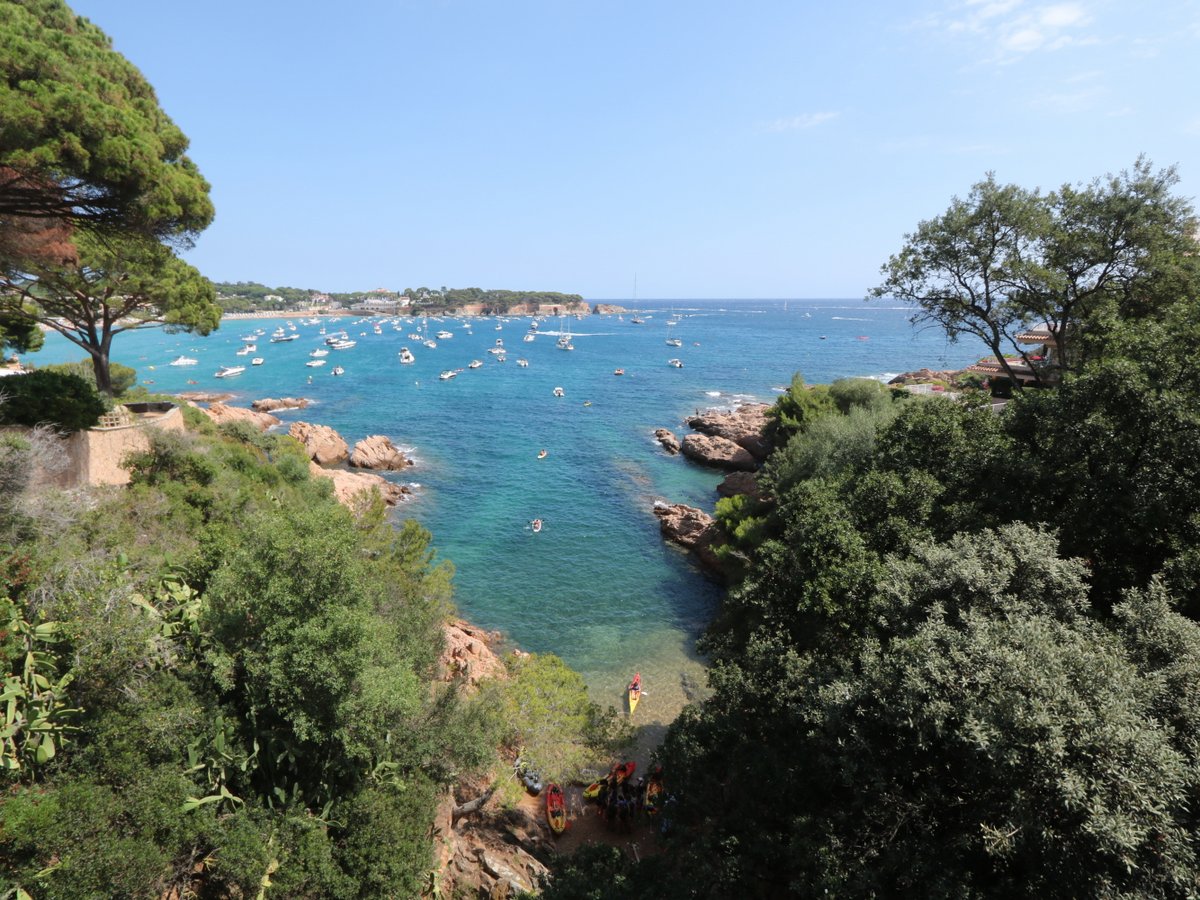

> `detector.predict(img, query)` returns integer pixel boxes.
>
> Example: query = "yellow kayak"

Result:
[627,672,642,715]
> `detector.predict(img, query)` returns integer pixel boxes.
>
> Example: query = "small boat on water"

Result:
[553,386,565,397]
[424,339,437,349]
[399,347,415,364]
[537,449,548,459]
[523,333,535,342]
[468,359,483,369]
[666,337,682,347]
[331,366,345,376]
[306,359,326,367]
[613,368,625,376]
[330,339,357,350]
[436,330,454,339]
[236,345,255,356]
[531,518,543,533]
[251,358,264,366]
[545,783,567,835]
[668,358,683,368]
[214,365,245,378]
[630,317,644,324]
[269,333,299,343]
[310,348,329,357]
[516,358,529,367]
[439,370,457,381]
[169,355,198,366]
[628,672,642,714]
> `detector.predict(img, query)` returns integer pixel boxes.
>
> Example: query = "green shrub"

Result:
[0,370,105,432]
[45,359,138,398]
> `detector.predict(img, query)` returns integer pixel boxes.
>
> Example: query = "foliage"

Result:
[0,0,213,244]
[44,358,137,397]
[870,158,1199,388]
[763,372,835,446]
[0,369,104,432]
[487,653,630,784]
[0,307,42,355]
[0,231,219,395]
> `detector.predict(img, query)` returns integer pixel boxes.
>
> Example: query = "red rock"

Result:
[289,421,349,464]
[686,402,771,460]
[717,470,764,500]
[654,428,681,454]
[653,502,724,575]
[306,461,407,508]
[202,401,279,432]
[251,397,311,412]
[681,433,758,471]
[349,434,412,470]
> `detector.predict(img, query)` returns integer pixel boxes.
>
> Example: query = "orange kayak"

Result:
[545,783,567,834]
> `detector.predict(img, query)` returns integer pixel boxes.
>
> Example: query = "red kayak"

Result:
[612,760,636,784]
[545,783,567,834]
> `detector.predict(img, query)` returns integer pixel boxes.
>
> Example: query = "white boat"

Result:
[270,333,299,343]
[331,366,345,376]
[439,370,457,381]
[517,358,529,367]
[252,358,264,366]
[424,339,437,349]
[306,359,326,367]
[468,359,483,369]
[666,337,682,347]
[437,330,454,339]
[310,348,329,358]
[214,365,245,378]
[523,333,535,343]
[553,386,565,397]
[330,340,357,350]
[169,355,198,366]
[236,345,255,355]
[408,332,423,341]
[630,317,644,324]
[487,346,505,355]
[399,347,415,364]
[668,358,683,368]
[239,334,257,343]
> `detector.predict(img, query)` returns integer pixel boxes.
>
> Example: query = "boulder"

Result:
[307,461,408,508]
[289,421,349,464]
[888,367,962,386]
[686,402,771,461]
[653,502,724,574]
[477,849,533,897]
[440,620,507,687]
[653,427,681,455]
[592,303,628,315]
[251,397,311,413]
[202,401,279,432]
[176,391,234,404]
[681,433,758,471]
[350,434,413,470]
[717,470,763,500]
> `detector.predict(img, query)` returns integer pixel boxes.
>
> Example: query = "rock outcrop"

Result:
[592,303,628,315]
[306,461,407,508]
[653,428,681,455]
[349,434,413,470]
[439,620,507,688]
[201,401,280,432]
[176,391,235,404]
[653,501,724,575]
[681,433,758,471]
[888,367,963,386]
[251,397,311,413]
[686,402,771,461]
[717,470,764,500]
[289,421,349,464]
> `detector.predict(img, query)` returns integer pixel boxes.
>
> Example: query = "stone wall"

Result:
[58,404,185,487]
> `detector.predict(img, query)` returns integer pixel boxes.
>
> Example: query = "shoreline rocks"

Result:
[201,401,280,432]
[350,435,413,470]
[306,461,408,507]
[592,303,628,315]
[289,421,349,464]
[888,367,963,386]
[685,402,771,461]
[251,397,311,413]
[653,502,724,576]
[717,470,763,500]
[680,433,758,471]
[654,428,681,455]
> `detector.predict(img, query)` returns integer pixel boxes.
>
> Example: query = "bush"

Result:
[0,370,106,432]
[45,359,138,397]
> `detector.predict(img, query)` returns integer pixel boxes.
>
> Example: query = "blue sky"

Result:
[70,0,1199,298]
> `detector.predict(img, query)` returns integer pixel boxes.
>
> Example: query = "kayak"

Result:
[583,780,605,800]
[545,783,567,834]
[628,672,642,715]
[612,761,636,784]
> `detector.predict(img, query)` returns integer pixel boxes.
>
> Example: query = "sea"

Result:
[24,299,988,729]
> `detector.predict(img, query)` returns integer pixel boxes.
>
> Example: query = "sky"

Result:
[69,0,1200,298]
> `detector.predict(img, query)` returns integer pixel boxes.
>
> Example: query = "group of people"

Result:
[589,765,664,832]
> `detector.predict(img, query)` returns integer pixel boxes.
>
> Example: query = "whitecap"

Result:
[705,391,721,397]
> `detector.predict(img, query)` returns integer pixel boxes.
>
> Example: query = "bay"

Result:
[23,298,988,726]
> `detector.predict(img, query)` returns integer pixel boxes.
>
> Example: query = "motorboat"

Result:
[236,345,255,356]
[399,347,415,364]
[331,366,345,376]
[613,368,625,376]
[310,348,329,357]
[439,370,457,381]
[630,317,644,324]
[214,365,245,378]
[239,334,257,343]
[487,346,505,356]
[668,358,683,368]
[531,518,543,533]
[252,358,264,366]
[468,359,483,369]
[537,449,548,459]
[666,337,682,347]
[553,386,565,397]
[330,340,356,350]
[424,339,437,349]
[306,359,326,367]
[270,333,299,343]
[436,330,454,339]
[523,333,535,342]
[495,338,504,346]
[169,355,198,366]
[516,358,529,367]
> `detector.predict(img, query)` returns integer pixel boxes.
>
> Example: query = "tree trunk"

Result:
[452,785,497,822]
[91,341,114,398]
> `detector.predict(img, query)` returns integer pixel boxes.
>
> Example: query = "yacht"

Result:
[439,370,458,381]
[169,355,198,366]
[330,339,357,350]
[523,333,535,343]
[306,359,326,368]
[331,366,345,376]
[666,337,682,347]
[668,358,683,368]
[516,358,529,368]
[251,358,264,366]
[630,316,644,324]
[214,365,245,378]
[310,348,329,358]
[236,344,255,356]
[468,359,483,369]
[436,330,454,339]
[270,333,299,343]
[423,339,437,349]
[398,347,415,364]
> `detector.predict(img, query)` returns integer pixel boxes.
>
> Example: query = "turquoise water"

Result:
[25,300,987,722]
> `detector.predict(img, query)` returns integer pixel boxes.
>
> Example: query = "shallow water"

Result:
[25,299,986,722]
